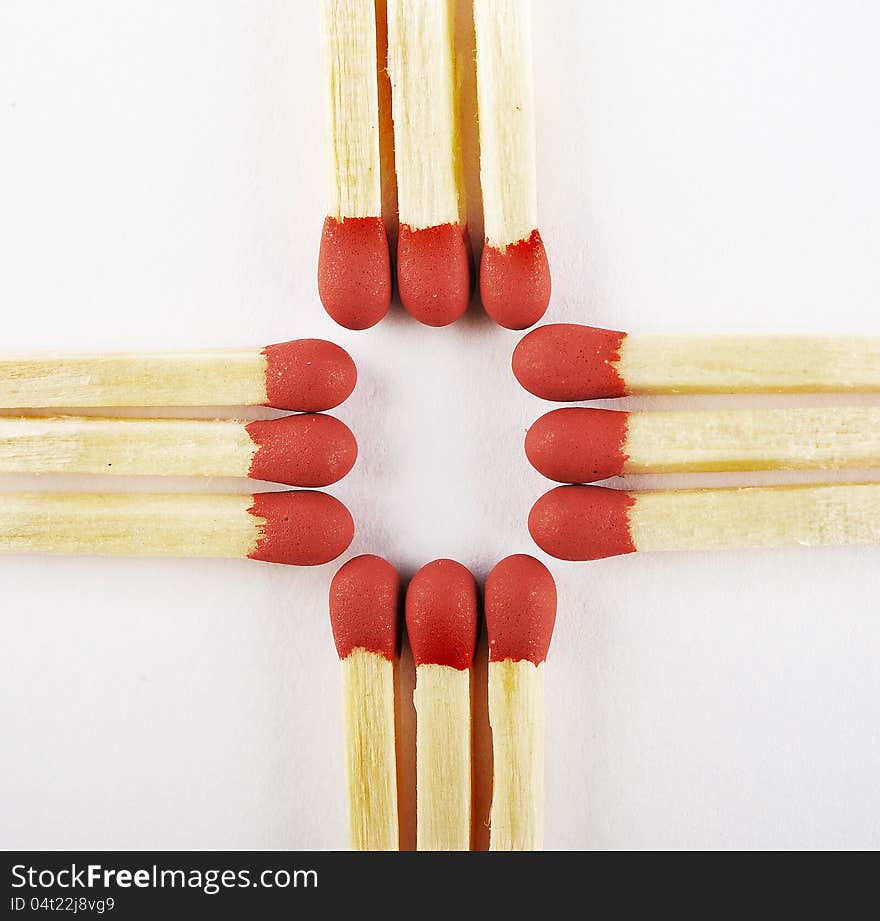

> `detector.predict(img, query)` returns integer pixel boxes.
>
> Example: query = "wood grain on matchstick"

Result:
[319,0,391,329]
[330,555,402,851]
[387,0,470,326]
[526,407,880,483]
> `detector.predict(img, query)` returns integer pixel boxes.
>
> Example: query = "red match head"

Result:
[405,559,479,670]
[397,223,472,327]
[246,414,357,487]
[262,339,357,412]
[318,216,392,330]
[248,490,354,565]
[512,324,628,401]
[528,485,636,561]
[484,555,557,665]
[480,230,551,330]
[329,555,402,661]
[525,408,629,483]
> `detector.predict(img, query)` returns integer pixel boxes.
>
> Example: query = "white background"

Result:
[1,0,879,850]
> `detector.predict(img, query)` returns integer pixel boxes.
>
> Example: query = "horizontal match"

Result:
[0,490,354,565]
[0,339,356,411]
[529,482,880,561]
[526,406,880,483]
[513,324,880,400]
[0,414,357,487]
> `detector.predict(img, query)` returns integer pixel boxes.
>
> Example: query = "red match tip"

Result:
[262,339,356,412]
[484,555,557,665]
[397,223,471,327]
[248,491,354,566]
[512,324,628,401]
[318,216,392,330]
[480,229,551,330]
[246,414,357,487]
[528,485,636,561]
[330,555,401,661]
[525,408,629,483]
[405,559,479,670]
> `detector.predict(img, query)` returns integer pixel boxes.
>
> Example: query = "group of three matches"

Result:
[0,339,361,566]
[514,323,880,561]
[319,0,550,331]
[330,554,556,851]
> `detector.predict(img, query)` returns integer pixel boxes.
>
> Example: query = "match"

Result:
[330,555,402,850]
[474,0,550,330]
[387,0,471,327]
[0,414,357,488]
[513,324,880,401]
[526,407,880,483]
[484,554,556,851]
[0,490,354,565]
[405,559,479,851]
[0,339,356,412]
[319,0,392,329]
[529,482,880,561]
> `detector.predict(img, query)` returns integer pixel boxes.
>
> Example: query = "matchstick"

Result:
[319,0,392,330]
[0,339,356,411]
[474,0,550,330]
[330,555,402,850]
[529,482,880,561]
[386,0,471,326]
[0,491,354,565]
[0,414,357,487]
[405,559,479,850]
[484,554,556,851]
[513,324,880,400]
[526,407,880,483]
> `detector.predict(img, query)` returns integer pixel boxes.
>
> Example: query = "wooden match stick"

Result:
[405,559,479,850]
[0,491,354,565]
[514,324,880,401]
[387,0,471,327]
[529,483,880,561]
[484,554,556,851]
[474,0,550,330]
[330,555,402,850]
[0,339,356,411]
[526,407,880,483]
[319,0,392,330]
[0,414,357,487]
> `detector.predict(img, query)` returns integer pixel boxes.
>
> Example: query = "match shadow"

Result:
[470,620,493,850]
[394,632,417,851]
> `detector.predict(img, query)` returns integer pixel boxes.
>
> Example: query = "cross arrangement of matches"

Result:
[330,555,402,851]
[319,0,551,329]
[387,0,471,327]
[318,0,392,330]
[0,337,359,566]
[329,553,556,851]
[514,324,880,400]
[406,560,479,850]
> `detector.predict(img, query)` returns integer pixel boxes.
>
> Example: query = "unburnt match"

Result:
[484,555,556,851]
[330,555,402,851]
[513,324,880,401]
[405,559,479,851]
[529,483,880,561]
[387,0,471,326]
[474,0,550,330]
[0,414,357,487]
[0,339,356,411]
[0,491,354,564]
[526,407,880,483]
[319,0,392,329]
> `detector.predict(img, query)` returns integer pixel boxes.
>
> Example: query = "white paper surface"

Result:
[1,0,878,849]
